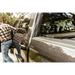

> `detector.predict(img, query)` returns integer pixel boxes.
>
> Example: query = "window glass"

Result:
[40,13,75,34]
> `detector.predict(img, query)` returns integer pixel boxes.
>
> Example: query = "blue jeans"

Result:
[1,40,14,62]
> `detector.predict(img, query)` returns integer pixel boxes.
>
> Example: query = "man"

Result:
[0,22,24,62]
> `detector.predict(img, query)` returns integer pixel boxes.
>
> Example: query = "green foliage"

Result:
[54,20,66,26]
[18,18,30,31]
[53,19,74,32]
[41,17,74,34]
[24,49,43,62]
[1,13,10,23]
[24,49,56,62]
[22,18,30,24]
[0,12,29,28]
[54,19,73,27]
[0,14,17,26]
[8,16,17,26]
[29,50,43,62]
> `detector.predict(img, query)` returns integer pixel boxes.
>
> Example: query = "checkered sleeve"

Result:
[7,24,17,32]
[0,27,7,42]
[16,28,26,34]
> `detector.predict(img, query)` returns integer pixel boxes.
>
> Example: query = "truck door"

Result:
[29,9,75,66]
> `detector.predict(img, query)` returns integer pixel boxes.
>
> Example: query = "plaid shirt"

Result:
[0,23,16,42]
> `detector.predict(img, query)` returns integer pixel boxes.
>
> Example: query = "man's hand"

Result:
[15,53,24,62]
[17,28,26,34]
[15,53,24,66]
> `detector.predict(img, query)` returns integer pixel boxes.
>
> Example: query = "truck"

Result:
[1,12,75,62]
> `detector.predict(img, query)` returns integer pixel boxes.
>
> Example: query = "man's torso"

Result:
[0,24,12,42]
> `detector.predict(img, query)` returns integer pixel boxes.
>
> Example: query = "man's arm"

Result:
[7,24,26,34]
[16,28,26,34]
[7,24,17,32]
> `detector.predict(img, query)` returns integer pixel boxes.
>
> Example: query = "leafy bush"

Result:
[8,16,17,26]
[0,13,18,26]
[18,18,30,31]
[53,19,74,32]
[54,19,73,27]
[1,13,10,23]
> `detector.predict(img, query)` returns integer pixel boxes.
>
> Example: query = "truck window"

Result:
[40,13,75,35]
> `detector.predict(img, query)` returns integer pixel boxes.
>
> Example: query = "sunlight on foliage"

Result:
[0,13,17,26]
